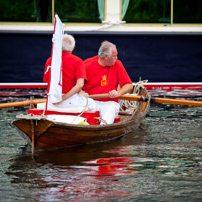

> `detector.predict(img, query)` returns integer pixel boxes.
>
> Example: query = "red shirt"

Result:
[84,59,132,102]
[43,57,51,91]
[84,55,98,64]
[43,52,86,94]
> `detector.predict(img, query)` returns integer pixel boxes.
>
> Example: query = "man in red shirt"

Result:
[43,34,95,110]
[83,42,133,124]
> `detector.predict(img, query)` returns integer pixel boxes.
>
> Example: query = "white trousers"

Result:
[48,94,120,125]
[95,101,120,124]
[48,93,96,111]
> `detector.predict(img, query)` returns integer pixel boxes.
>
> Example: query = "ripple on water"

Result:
[0,90,202,201]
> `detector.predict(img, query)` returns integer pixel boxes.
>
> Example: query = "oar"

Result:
[0,99,46,108]
[149,96,202,107]
[90,94,143,101]
[1,94,202,108]
[90,94,202,107]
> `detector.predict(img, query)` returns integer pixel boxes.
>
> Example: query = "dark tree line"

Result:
[0,0,201,23]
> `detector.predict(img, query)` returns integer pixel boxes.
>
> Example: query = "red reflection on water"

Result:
[87,157,133,164]
[55,157,134,200]
[84,157,134,177]
[87,164,132,177]
[37,157,134,200]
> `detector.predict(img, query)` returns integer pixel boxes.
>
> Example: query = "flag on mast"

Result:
[48,14,64,104]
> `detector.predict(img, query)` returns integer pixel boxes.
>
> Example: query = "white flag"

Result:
[48,14,64,104]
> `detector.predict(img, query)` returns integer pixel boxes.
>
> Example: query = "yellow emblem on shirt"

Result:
[101,75,108,86]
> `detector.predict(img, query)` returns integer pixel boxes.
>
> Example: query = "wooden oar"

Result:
[150,97,202,107]
[0,99,46,108]
[1,94,202,108]
[90,94,202,107]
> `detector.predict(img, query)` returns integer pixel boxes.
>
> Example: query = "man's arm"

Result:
[53,78,84,105]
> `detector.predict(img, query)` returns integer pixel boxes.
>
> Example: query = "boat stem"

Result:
[31,120,35,155]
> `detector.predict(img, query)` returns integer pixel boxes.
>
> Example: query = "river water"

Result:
[0,89,202,202]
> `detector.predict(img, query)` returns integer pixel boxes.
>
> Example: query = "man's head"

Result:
[62,34,75,52]
[98,42,118,66]
[101,40,110,46]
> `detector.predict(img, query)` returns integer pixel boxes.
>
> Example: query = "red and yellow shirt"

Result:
[84,59,132,102]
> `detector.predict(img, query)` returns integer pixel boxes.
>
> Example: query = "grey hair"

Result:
[62,34,75,52]
[98,42,116,59]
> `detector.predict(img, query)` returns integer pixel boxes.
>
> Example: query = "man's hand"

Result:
[109,90,119,98]
[52,96,64,105]
[79,90,89,98]
[52,99,63,105]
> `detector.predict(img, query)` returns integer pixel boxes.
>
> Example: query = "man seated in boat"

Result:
[82,42,133,124]
[43,34,96,110]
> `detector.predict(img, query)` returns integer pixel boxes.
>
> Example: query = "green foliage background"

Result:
[0,0,35,21]
[55,0,99,22]
[0,0,201,23]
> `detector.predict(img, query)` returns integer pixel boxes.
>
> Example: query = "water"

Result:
[0,89,202,202]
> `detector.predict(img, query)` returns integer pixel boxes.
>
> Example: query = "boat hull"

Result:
[12,88,150,151]
[13,110,145,150]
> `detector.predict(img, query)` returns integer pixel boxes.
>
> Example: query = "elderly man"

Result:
[83,42,133,124]
[43,34,95,110]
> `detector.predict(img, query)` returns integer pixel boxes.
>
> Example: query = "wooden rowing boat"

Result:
[12,86,150,152]
[11,16,150,153]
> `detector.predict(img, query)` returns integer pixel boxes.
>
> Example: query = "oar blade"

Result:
[154,97,202,107]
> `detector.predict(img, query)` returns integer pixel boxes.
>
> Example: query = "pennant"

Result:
[48,14,64,104]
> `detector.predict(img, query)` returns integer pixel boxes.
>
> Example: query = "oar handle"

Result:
[89,94,109,99]
[119,95,147,102]
[89,94,146,102]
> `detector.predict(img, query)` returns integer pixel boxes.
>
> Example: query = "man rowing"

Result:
[82,42,133,124]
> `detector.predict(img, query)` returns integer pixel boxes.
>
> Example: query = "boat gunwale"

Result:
[13,100,147,130]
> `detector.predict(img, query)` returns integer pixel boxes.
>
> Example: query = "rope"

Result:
[120,80,148,113]
[71,96,89,124]
[95,117,108,125]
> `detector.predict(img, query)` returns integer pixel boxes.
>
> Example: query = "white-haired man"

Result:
[83,42,133,124]
[43,34,95,109]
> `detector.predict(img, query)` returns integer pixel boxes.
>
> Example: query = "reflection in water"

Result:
[5,131,146,201]
[74,157,134,177]
[1,90,202,201]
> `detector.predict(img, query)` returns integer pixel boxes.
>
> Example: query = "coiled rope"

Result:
[120,80,148,112]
